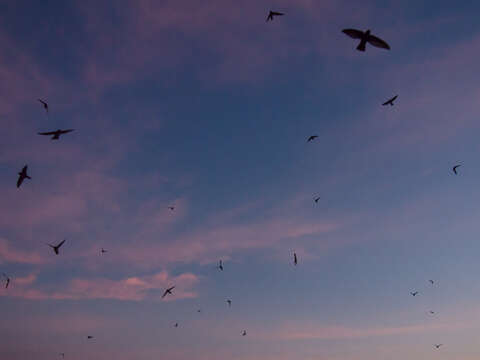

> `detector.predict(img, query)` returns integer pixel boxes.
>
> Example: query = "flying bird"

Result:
[38,129,74,140]
[87,336,94,339]
[410,291,419,296]
[47,239,66,255]
[168,206,175,211]
[162,286,175,299]
[100,248,107,254]
[453,165,461,175]
[342,29,390,51]
[2,273,10,289]
[382,95,398,106]
[307,135,318,142]
[227,299,232,307]
[266,11,284,22]
[314,196,320,203]
[242,330,247,336]
[17,165,31,188]
[434,344,443,349]
[428,311,435,315]
[293,252,298,266]
[429,279,435,285]
[217,260,224,271]
[38,99,49,113]
[197,309,202,313]
[174,322,178,328]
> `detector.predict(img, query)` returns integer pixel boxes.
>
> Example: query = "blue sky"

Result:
[1,1,480,359]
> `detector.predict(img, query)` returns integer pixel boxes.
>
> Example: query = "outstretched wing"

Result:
[367,34,390,49]
[342,29,364,39]
[38,131,56,136]
[271,12,284,16]
[57,239,66,248]
[60,129,74,135]
[17,174,24,188]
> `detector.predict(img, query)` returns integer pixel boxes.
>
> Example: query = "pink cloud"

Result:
[0,238,45,265]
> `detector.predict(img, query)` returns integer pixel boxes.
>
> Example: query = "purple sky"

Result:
[2,1,480,359]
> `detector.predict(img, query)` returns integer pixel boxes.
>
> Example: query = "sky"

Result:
[1,0,480,359]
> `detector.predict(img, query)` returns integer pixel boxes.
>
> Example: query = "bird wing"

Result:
[57,239,66,248]
[367,34,390,49]
[38,131,56,135]
[162,290,168,298]
[38,99,47,105]
[17,175,24,188]
[22,165,28,173]
[59,129,74,134]
[272,12,284,16]
[342,29,364,39]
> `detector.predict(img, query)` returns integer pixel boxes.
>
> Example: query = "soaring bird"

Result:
[17,165,31,188]
[266,11,284,22]
[100,248,107,254]
[382,95,398,106]
[434,344,443,349]
[314,196,320,203]
[38,99,49,113]
[162,286,175,299]
[293,252,298,266]
[410,291,419,296]
[342,29,390,51]
[47,239,66,255]
[453,165,461,175]
[217,260,224,271]
[307,135,318,142]
[2,273,10,289]
[227,299,232,307]
[38,129,74,140]
[242,330,247,336]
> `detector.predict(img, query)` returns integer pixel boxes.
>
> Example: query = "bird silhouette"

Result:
[87,335,94,339]
[242,330,247,336]
[293,252,298,266]
[266,11,284,22]
[174,322,178,328]
[47,239,66,255]
[307,135,318,142]
[168,206,175,211]
[382,95,398,106]
[410,291,419,296]
[100,248,107,254]
[434,344,443,349]
[429,279,435,285]
[342,29,390,51]
[453,165,461,175]
[314,196,320,203]
[162,286,175,299]
[227,299,232,307]
[197,309,202,313]
[217,260,224,271]
[38,129,74,140]
[17,165,31,188]
[2,273,10,289]
[428,311,435,315]
[38,99,49,114]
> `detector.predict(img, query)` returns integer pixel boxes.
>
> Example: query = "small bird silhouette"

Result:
[314,196,320,203]
[38,99,49,114]
[307,135,318,142]
[428,311,435,315]
[410,291,419,296]
[47,239,66,255]
[197,309,202,313]
[217,260,224,271]
[453,165,461,175]
[162,286,175,299]
[266,11,284,22]
[434,344,443,349]
[38,129,74,140]
[429,279,435,285]
[174,322,178,328]
[168,206,175,211]
[2,273,10,289]
[87,336,94,339]
[382,95,398,106]
[242,330,247,336]
[17,165,31,188]
[342,29,390,51]
[100,248,107,254]
[293,252,298,266]
[227,299,232,307]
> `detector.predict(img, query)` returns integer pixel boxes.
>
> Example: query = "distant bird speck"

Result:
[38,129,74,140]
[162,286,175,299]
[2,273,10,289]
[410,291,419,296]
[174,322,178,328]
[429,280,435,285]
[38,99,48,114]
[307,135,318,142]
[168,206,175,211]
[47,239,66,255]
[100,248,107,254]
[217,260,224,271]
[434,344,443,349]
[293,252,298,266]
[242,330,247,336]
[314,196,320,203]
[382,95,398,106]
[266,11,284,22]
[453,165,461,175]
[87,335,94,339]
[17,165,31,188]
[227,299,232,307]
[342,29,390,51]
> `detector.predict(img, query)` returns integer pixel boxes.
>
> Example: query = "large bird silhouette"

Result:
[38,99,49,114]
[342,29,390,51]
[47,239,66,255]
[38,129,74,140]
[17,165,31,188]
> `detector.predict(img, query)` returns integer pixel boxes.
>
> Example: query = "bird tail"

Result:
[357,40,366,51]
